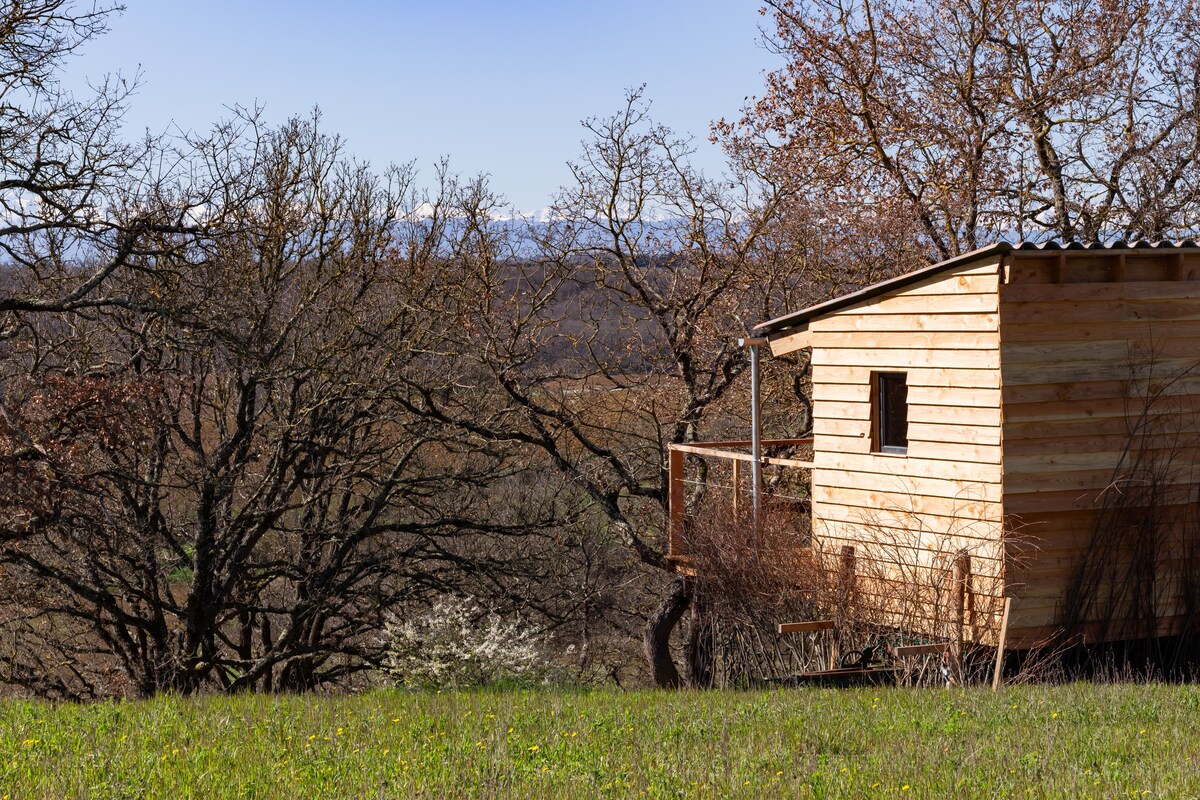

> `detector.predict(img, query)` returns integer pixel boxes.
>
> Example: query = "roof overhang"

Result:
[754,243,1010,346]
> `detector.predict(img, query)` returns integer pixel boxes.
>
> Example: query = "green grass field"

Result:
[2,683,1198,798]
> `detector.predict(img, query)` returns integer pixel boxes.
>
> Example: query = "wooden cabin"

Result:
[748,240,1200,650]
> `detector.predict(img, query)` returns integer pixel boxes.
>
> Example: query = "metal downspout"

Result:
[740,337,767,553]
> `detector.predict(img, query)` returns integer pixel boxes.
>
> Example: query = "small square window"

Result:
[873,372,908,454]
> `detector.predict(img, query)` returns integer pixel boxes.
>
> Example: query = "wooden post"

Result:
[963,555,977,639]
[832,545,856,670]
[991,597,1012,692]
[839,546,857,596]
[668,448,685,561]
[952,553,971,684]
[731,459,741,518]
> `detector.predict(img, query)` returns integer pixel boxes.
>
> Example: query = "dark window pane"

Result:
[877,372,908,451]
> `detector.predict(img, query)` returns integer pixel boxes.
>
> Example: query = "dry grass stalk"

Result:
[681,485,1017,687]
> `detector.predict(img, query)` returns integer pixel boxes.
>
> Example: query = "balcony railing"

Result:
[667,438,814,563]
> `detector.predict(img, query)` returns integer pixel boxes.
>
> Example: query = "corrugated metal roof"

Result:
[755,239,1200,338]
[1008,238,1200,252]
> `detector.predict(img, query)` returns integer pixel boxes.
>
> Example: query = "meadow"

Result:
[2,683,1198,798]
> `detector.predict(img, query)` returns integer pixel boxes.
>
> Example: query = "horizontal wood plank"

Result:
[1001,298,1200,325]
[999,319,1200,344]
[909,404,1004,426]
[817,428,1008,461]
[1001,279,1200,303]
[815,366,1002,389]
[1001,340,1128,364]
[894,272,998,296]
[813,383,1002,408]
[813,347,1000,370]
[837,293,1000,316]
[814,469,1002,502]
[777,619,835,634]
[910,386,1003,408]
[815,331,1000,350]
[811,488,1004,522]
[810,312,999,334]
[815,402,1003,427]
[906,439,1005,462]
[1003,358,1200,387]
[815,452,1002,483]
[811,534,1004,573]
[1003,414,1200,441]
[1005,451,1157,474]
[1004,614,1193,649]
[1002,396,1145,423]
[1003,467,1131,495]
[816,501,1003,539]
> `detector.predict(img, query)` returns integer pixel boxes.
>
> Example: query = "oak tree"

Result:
[721,0,1200,272]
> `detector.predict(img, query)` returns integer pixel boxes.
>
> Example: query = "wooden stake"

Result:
[953,553,970,684]
[731,459,741,517]
[668,448,685,561]
[832,546,856,670]
[839,546,857,601]
[991,597,1012,692]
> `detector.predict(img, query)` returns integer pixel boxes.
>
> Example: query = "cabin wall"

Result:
[999,251,1200,647]
[802,257,1006,638]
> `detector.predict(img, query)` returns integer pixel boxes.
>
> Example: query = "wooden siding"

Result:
[808,257,1006,637]
[998,252,1200,647]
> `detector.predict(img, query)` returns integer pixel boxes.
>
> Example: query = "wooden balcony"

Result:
[667,438,814,564]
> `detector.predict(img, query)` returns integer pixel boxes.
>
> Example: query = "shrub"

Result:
[383,595,552,688]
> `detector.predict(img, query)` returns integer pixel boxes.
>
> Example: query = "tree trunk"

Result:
[687,593,715,689]
[279,656,318,692]
[644,574,692,688]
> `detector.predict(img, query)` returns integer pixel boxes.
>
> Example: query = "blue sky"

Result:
[63,2,776,214]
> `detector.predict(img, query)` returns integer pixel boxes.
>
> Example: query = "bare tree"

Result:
[0,2,716,696]
[0,1,199,320]
[395,90,804,687]
[0,114,569,698]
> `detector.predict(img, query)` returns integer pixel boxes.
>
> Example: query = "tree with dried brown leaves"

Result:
[720,0,1200,275]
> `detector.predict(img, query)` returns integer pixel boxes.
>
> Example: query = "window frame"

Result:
[872,371,909,455]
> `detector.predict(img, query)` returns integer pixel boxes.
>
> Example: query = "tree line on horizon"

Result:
[0,0,1197,698]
